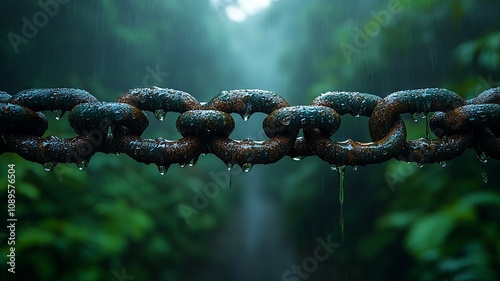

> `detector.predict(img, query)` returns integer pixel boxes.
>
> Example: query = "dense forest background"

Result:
[0,0,499,280]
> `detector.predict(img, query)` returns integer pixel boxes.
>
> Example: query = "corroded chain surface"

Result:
[1,87,499,173]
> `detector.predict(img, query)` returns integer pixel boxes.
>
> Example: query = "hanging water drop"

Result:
[418,162,424,168]
[337,165,346,242]
[292,156,303,161]
[330,164,338,171]
[77,160,89,171]
[43,162,55,172]
[412,113,418,122]
[188,158,198,167]
[52,109,64,120]
[242,163,253,173]
[439,161,447,168]
[477,151,488,164]
[154,109,166,121]
[107,126,113,138]
[352,165,358,171]
[180,163,187,168]
[242,112,250,121]
[157,165,168,176]
[226,163,234,171]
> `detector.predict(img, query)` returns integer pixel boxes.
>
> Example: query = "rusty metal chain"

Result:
[1,87,499,173]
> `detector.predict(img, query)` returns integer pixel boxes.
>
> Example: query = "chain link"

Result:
[1,87,499,173]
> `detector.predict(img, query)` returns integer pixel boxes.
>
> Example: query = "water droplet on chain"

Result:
[281,116,291,126]
[242,113,250,121]
[52,109,64,120]
[242,163,253,173]
[77,160,89,171]
[43,162,55,172]
[412,113,418,122]
[107,126,113,138]
[188,158,198,167]
[154,109,166,121]
[477,151,488,164]
[157,165,168,176]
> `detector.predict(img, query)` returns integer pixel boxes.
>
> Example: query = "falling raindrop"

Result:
[482,166,488,183]
[154,109,166,121]
[157,165,168,176]
[242,163,253,173]
[337,165,346,242]
[43,162,55,172]
[52,109,64,120]
[77,160,89,171]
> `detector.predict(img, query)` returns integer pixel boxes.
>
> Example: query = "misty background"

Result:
[0,0,500,280]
